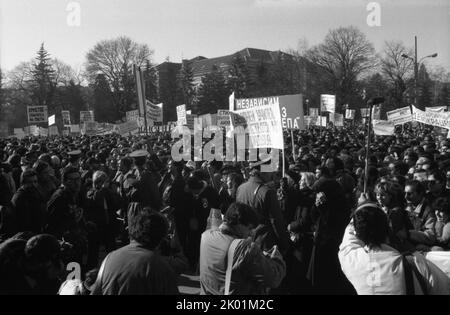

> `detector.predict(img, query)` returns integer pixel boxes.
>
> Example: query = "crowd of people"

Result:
[0,122,450,295]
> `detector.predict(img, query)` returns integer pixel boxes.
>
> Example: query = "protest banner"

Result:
[185,114,196,130]
[232,104,283,149]
[126,110,139,122]
[309,108,319,117]
[48,115,56,126]
[360,108,370,118]
[49,125,59,136]
[345,109,355,120]
[320,94,336,113]
[27,106,48,124]
[386,106,413,125]
[425,106,446,113]
[229,92,235,111]
[372,105,381,120]
[146,100,163,124]
[233,94,305,130]
[217,110,231,127]
[29,125,39,136]
[80,111,95,123]
[113,120,140,136]
[321,116,327,127]
[330,113,344,127]
[412,106,450,129]
[70,124,80,134]
[372,120,395,136]
[81,121,98,136]
[61,111,71,126]
[177,105,187,125]
[38,127,48,137]
[13,128,25,139]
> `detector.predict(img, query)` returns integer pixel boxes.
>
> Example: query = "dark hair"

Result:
[227,173,244,191]
[353,204,389,249]
[224,202,258,227]
[187,174,205,191]
[20,169,37,185]
[375,181,405,208]
[62,166,80,182]
[33,160,50,176]
[405,180,426,196]
[432,197,450,215]
[24,234,61,266]
[428,170,445,183]
[127,207,168,249]
[120,157,133,169]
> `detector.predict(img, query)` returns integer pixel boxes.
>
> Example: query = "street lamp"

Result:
[401,36,437,109]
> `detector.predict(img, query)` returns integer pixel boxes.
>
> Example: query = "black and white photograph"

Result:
[0,0,450,300]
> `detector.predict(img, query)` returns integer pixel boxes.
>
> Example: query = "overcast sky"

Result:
[0,0,449,72]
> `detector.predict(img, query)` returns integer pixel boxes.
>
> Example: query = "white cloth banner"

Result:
[320,95,336,113]
[372,120,395,136]
[425,106,446,113]
[146,100,163,123]
[233,104,284,149]
[386,106,413,126]
[412,106,450,129]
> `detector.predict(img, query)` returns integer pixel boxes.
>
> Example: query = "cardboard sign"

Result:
[386,106,413,125]
[113,120,140,136]
[48,115,56,126]
[27,106,48,124]
[309,108,319,117]
[330,113,344,127]
[345,109,355,120]
[80,111,95,123]
[62,111,71,126]
[232,104,284,149]
[126,110,139,122]
[177,105,187,125]
[233,94,305,130]
[412,106,450,129]
[320,95,336,113]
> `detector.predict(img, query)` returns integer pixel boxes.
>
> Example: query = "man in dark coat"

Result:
[11,169,46,234]
[45,166,87,264]
[236,162,290,253]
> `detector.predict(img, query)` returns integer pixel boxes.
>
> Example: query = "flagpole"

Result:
[291,129,296,161]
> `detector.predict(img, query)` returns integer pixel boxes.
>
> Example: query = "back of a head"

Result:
[353,204,389,249]
[127,207,168,249]
[24,234,61,267]
[224,202,258,228]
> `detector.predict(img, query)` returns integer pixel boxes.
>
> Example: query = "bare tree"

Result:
[305,26,377,110]
[380,41,414,107]
[85,36,154,115]
[52,59,79,86]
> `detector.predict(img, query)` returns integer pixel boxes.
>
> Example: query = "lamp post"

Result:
[401,36,437,109]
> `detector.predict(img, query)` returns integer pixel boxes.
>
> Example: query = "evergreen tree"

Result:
[179,60,196,109]
[228,54,249,98]
[30,43,55,108]
[196,65,229,115]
